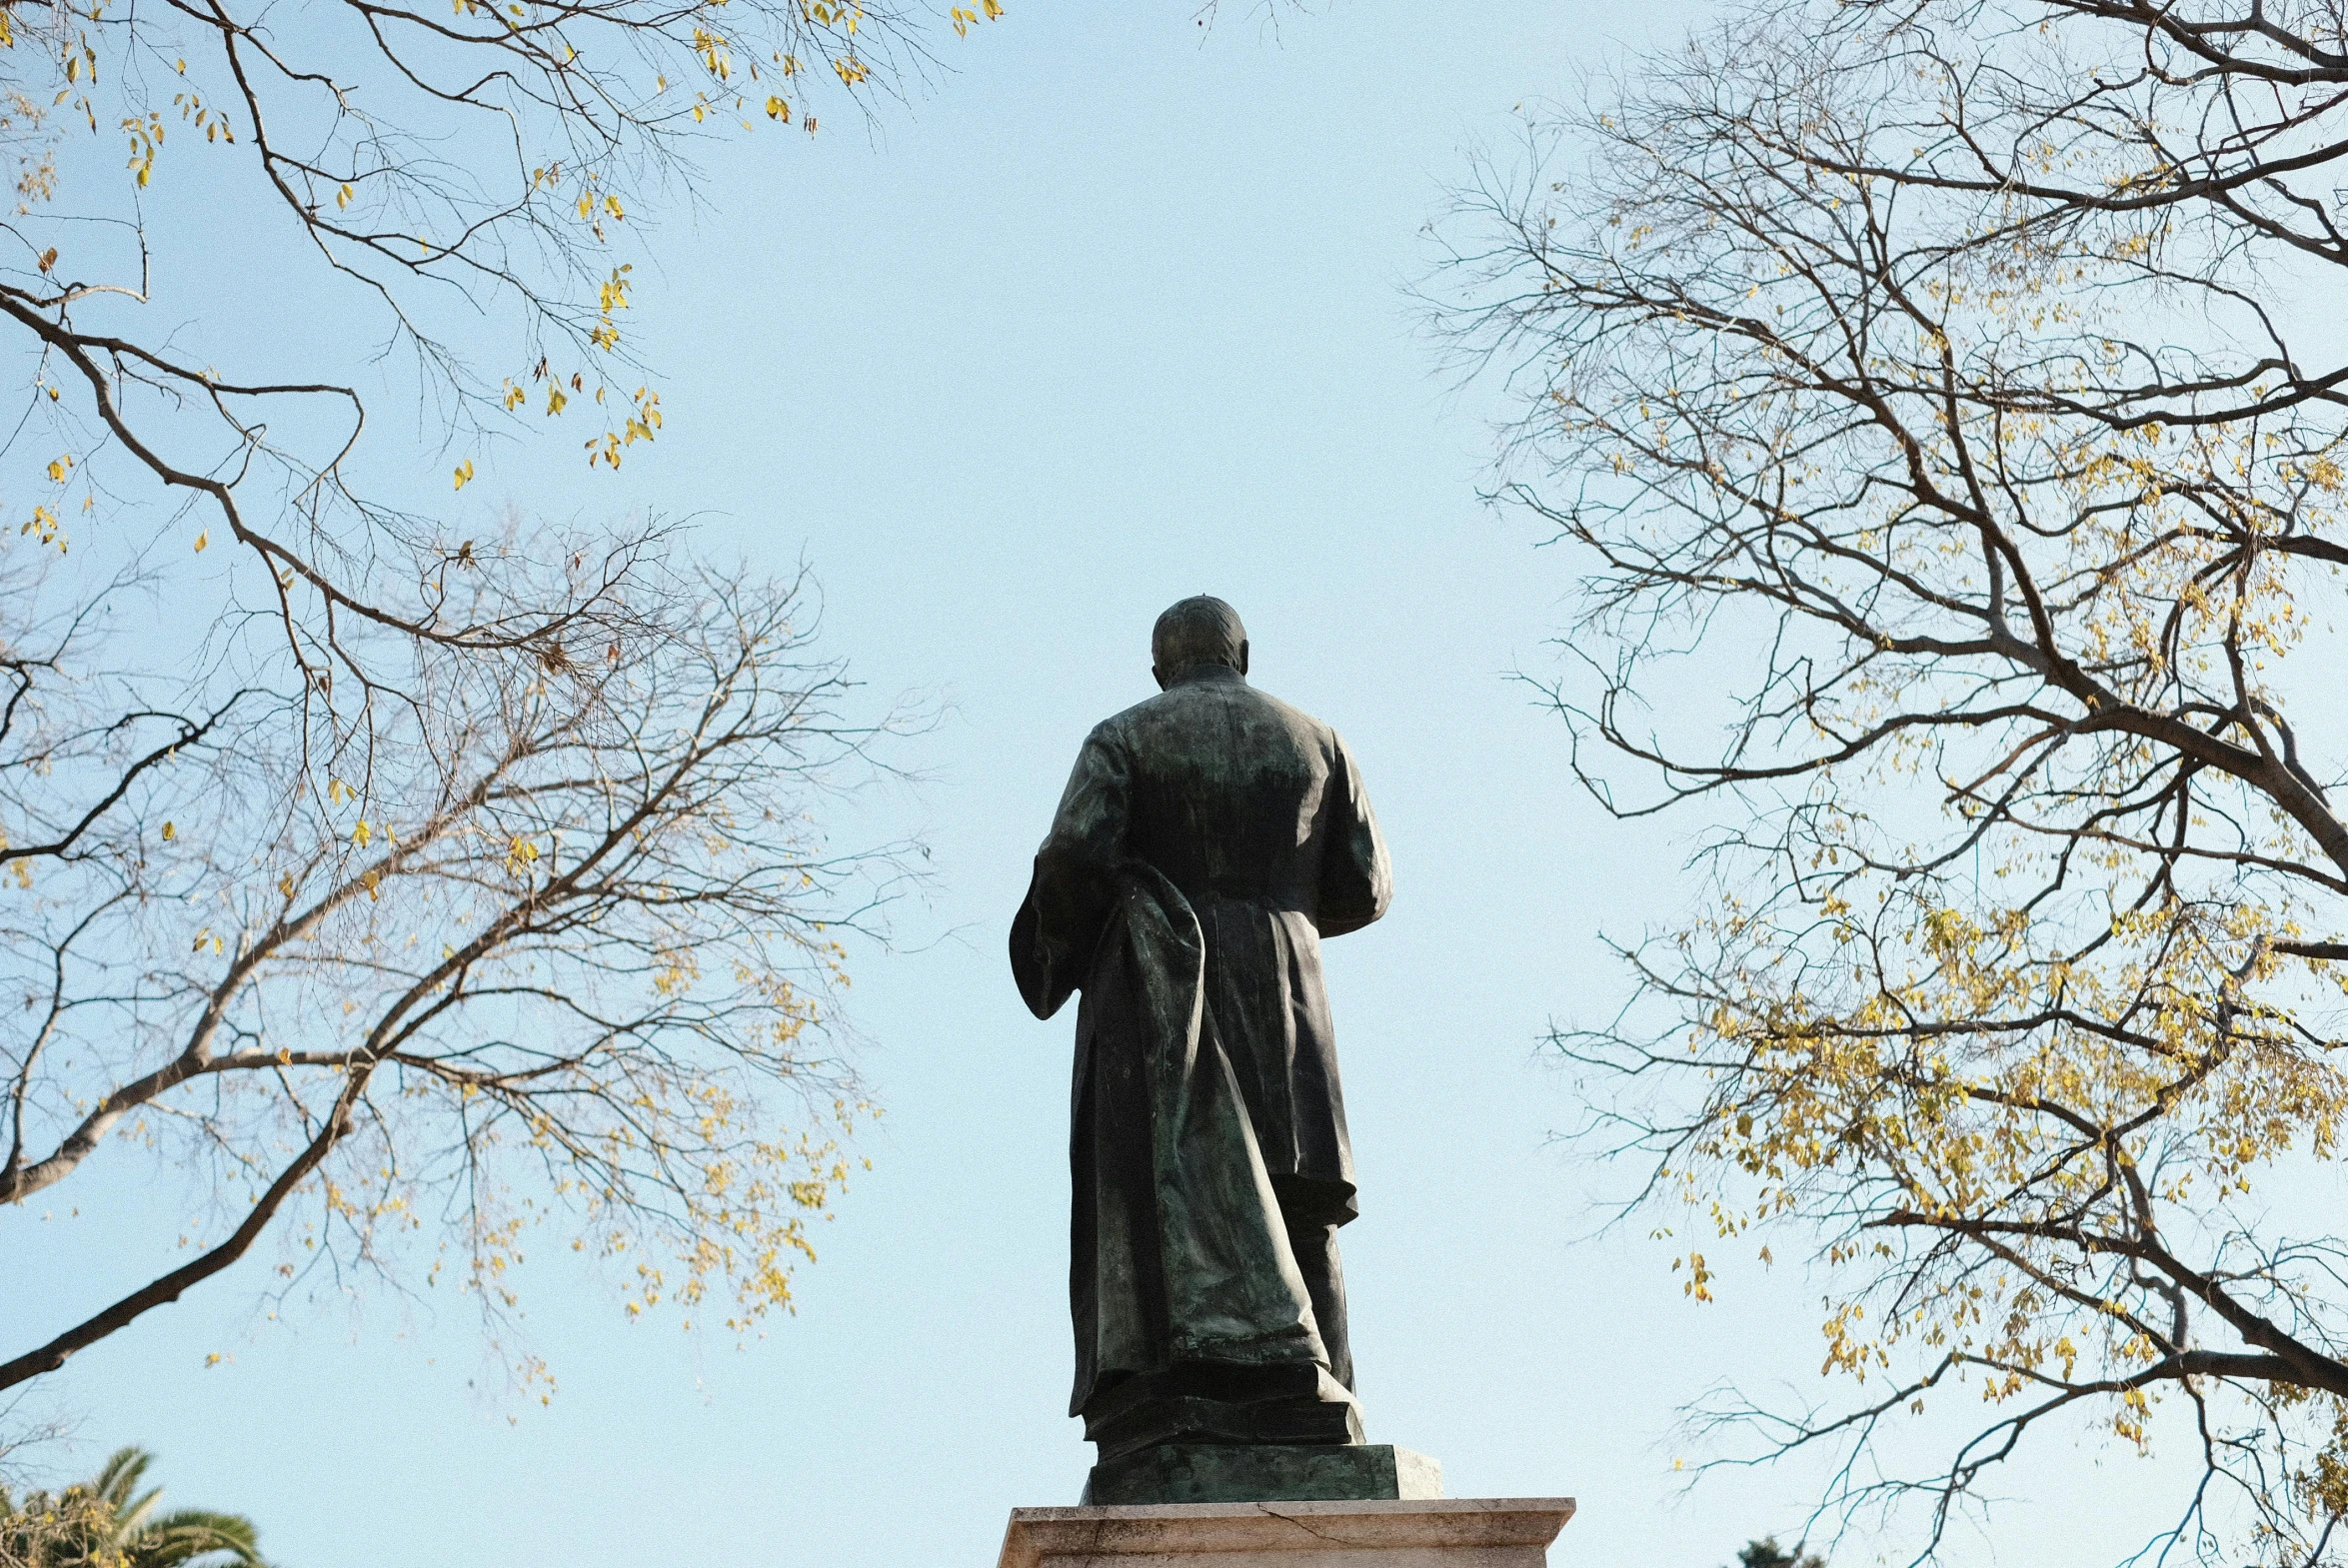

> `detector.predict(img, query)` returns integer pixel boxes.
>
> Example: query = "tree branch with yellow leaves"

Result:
[0,0,990,1422]
[1435,0,2348,1561]
[0,555,909,1395]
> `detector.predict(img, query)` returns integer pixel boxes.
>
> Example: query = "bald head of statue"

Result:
[1151,596,1249,691]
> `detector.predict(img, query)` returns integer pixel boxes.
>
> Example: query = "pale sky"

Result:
[8,5,2210,1565]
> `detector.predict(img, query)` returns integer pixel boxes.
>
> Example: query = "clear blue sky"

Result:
[11,5,2207,1564]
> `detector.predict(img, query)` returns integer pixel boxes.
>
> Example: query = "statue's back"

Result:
[1105,667,1340,919]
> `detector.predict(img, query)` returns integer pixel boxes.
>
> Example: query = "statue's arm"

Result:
[1010,726,1132,1018]
[1314,733,1392,939]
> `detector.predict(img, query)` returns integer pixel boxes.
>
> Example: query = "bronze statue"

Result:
[1012,597,1394,1496]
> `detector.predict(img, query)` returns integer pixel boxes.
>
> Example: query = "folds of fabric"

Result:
[1024,863,1328,1417]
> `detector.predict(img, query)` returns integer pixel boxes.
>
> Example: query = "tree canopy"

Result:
[1,1447,264,1567]
[1437,0,2348,1560]
[0,0,996,1399]
[1738,1540,1823,1568]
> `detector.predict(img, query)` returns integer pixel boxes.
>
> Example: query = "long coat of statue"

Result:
[1011,659,1391,1424]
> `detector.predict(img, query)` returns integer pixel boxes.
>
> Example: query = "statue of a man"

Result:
[1011,596,1392,1472]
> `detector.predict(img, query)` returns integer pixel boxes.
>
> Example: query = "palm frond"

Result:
[126,1506,266,1568]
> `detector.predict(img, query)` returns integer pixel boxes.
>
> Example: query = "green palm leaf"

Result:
[0,1449,267,1568]
[123,1507,264,1568]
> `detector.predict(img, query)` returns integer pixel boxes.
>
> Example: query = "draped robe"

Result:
[1010,663,1391,1422]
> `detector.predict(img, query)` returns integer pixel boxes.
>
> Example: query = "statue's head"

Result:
[1152,596,1248,690]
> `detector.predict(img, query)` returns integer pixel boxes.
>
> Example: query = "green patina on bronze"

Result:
[1011,597,1396,1492]
[1084,1444,1444,1506]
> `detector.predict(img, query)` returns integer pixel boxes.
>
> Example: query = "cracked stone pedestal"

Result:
[998,1498,1576,1568]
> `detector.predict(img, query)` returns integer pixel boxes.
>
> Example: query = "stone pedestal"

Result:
[998,1499,1576,1568]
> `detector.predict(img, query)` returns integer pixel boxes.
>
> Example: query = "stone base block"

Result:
[999,1499,1575,1568]
[1085,1445,1443,1506]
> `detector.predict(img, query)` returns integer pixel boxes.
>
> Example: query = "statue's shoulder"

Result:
[1212,681,1340,753]
[1117,681,1338,756]
[1089,693,1164,744]
[1077,696,1172,765]
[1246,685,1335,744]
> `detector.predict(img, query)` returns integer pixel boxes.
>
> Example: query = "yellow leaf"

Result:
[161,820,176,840]
[336,183,354,209]
[453,459,476,490]
[193,530,208,552]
